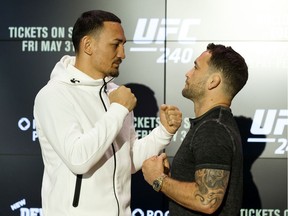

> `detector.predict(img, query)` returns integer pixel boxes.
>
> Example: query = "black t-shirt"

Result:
[169,106,243,216]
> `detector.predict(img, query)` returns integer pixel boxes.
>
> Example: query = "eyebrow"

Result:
[113,38,126,44]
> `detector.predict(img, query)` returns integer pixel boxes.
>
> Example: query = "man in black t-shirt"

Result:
[142,43,248,216]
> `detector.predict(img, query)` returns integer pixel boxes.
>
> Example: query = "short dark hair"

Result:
[206,43,248,99]
[72,10,121,53]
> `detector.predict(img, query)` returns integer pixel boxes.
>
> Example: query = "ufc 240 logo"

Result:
[131,18,201,63]
[248,109,288,155]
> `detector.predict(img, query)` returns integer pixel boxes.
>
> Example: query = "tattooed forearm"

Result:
[194,169,229,208]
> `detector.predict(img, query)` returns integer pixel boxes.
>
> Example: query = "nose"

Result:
[185,69,191,77]
[118,45,126,59]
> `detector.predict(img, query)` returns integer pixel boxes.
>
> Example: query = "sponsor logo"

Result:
[18,117,37,141]
[10,199,42,216]
[132,208,169,216]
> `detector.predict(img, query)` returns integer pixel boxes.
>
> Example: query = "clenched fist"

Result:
[142,153,170,186]
[160,104,182,134]
[108,86,137,112]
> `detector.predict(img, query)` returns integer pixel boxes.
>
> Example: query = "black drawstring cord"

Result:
[99,77,114,109]
[72,174,82,207]
[99,78,108,111]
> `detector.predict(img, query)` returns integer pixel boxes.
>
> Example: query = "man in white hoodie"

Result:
[33,10,182,216]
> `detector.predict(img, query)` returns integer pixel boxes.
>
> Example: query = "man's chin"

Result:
[182,89,190,99]
[109,70,119,77]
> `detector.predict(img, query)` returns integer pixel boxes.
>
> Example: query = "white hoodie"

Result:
[33,55,173,216]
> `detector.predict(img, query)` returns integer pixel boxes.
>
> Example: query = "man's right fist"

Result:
[108,86,137,112]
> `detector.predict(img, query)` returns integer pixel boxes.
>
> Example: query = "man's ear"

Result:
[208,74,221,90]
[82,35,93,55]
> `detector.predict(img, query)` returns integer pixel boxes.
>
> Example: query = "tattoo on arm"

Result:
[194,169,229,209]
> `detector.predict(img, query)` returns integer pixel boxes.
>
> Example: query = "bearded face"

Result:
[182,75,208,101]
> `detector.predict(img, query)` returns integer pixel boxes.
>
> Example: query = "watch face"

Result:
[153,180,161,191]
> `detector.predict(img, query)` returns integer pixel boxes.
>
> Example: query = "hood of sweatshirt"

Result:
[50,55,116,89]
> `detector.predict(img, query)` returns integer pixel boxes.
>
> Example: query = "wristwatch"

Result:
[152,174,167,192]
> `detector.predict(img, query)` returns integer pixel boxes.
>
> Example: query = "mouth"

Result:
[113,59,122,65]
[113,61,122,69]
